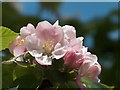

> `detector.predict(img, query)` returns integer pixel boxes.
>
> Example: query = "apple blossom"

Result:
[9,36,26,57]
[76,62,101,88]
[7,20,102,88]
[62,25,84,52]
[24,21,67,65]
[64,46,98,69]
[63,25,91,69]
[62,25,101,88]
[78,62,101,82]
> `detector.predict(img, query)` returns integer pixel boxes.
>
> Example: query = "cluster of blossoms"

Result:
[9,20,101,88]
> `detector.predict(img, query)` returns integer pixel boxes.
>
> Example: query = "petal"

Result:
[27,23,35,30]
[63,50,82,69]
[54,43,62,50]
[8,36,22,54]
[15,55,24,62]
[80,46,88,54]
[51,26,64,45]
[25,34,41,50]
[52,46,67,59]
[78,55,98,76]
[36,21,53,42]
[20,23,35,37]
[24,34,42,57]
[87,62,101,78]
[78,60,92,76]
[9,36,26,57]
[35,55,52,65]
[84,54,98,65]
[13,45,26,57]
[28,50,42,58]
[62,25,76,40]
[36,21,63,45]
[54,40,68,50]
[70,37,84,52]
[53,20,59,27]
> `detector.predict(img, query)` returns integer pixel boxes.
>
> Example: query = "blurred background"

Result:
[1,2,120,88]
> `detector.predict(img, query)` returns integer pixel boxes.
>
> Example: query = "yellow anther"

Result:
[42,40,54,56]
[16,39,24,46]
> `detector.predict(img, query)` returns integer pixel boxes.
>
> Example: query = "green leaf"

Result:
[9,65,44,89]
[13,65,44,80]
[52,59,64,70]
[0,26,19,51]
[66,81,79,88]
[53,81,79,89]
[10,74,40,88]
[2,63,17,88]
[13,66,32,80]
[6,85,19,90]
[44,69,69,83]
[81,77,114,89]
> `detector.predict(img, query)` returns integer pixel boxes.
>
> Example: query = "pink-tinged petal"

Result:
[89,63,101,76]
[64,50,83,69]
[35,55,52,65]
[83,54,98,65]
[80,46,88,54]
[71,58,83,69]
[52,46,67,59]
[9,36,26,56]
[78,54,98,75]
[27,23,35,30]
[70,37,84,52]
[51,26,64,45]
[78,58,101,83]
[28,50,42,58]
[9,36,22,53]
[54,43,62,50]
[25,34,41,50]
[76,62,101,88]
[53,20,59,27]
[87,62,101,80]
[64,50,76,65]
[13,45,26,57]
[62,25,76,41]
[36,21,63,45]
[36,21,53,42]
[24,34,42,57]
[9,41,16,54]
[20,23,35,37]
[78,60,92,76]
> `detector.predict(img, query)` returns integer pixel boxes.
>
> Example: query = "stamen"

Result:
[16,39,24,46]
[42,40,54,56]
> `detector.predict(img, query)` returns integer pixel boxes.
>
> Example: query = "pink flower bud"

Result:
[76,61,101,88]
[64,50,83,69]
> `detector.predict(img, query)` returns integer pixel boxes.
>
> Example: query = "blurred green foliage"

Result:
[1,2,120,89]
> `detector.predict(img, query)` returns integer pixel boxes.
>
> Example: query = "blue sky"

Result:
[19,2,118,22]
[60,2,118,22]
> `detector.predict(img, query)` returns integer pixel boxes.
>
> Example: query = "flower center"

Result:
[16,39,24,46]
[42,40,54,56]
